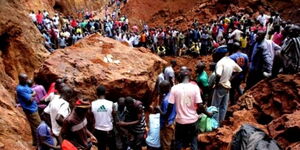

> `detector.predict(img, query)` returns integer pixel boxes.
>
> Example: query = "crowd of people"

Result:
[20,0,300,150]
[28,0,128,52]
[29,0,299,60]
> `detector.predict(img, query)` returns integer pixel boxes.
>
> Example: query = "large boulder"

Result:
[35,34,166,104]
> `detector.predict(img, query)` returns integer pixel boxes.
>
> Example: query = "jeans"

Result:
[175,122,198,150]
[211,86,230,123]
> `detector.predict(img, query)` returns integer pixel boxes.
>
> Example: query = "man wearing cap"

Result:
[61,99,97,150]
[165,68,211,150]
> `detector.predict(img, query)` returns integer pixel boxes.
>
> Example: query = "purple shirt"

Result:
[32,84,47,104]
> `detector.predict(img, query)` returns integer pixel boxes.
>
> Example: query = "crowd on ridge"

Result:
[18,0,300,150]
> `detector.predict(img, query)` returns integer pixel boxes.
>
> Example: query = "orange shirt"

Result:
[140,33,147,42]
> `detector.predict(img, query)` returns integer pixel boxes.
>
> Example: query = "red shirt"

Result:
[36,13,43,24]
[272,32,283,46]
[223,23,229,33]
[212,26,218,36]
[71,20,78,28]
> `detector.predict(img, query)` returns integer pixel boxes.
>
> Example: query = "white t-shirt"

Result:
[146,113,160,148]
[29,13,36,22]
[229,29,243,41]
[92,99,114,131]
[215,56,242,89]
[44,96,70,136]
[257,14,270,26]
[53,16,59,26]
[43,12,49,17]
[169,82,202,124]
[164,66,175,82]
[157,73,165,84]
[133,35,140,45]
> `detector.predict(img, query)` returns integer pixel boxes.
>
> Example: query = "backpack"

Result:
[231,124,282,150]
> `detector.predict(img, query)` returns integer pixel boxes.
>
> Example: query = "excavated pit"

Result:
[0,0,300,149]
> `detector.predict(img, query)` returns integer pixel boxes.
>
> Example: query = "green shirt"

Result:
[196,71,209,87]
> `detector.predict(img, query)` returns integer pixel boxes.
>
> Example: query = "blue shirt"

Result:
[230,52,249,79]
[160,93,176,127]
[250,40,273,73]
[37,121,54,150]
[16,84,38,113]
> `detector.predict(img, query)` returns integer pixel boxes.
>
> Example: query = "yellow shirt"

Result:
[224,18,230,24]
[240,37,247,48]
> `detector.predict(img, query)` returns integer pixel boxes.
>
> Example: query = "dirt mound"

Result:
[53,0,108,16]
[0,0,49,81]
[35,33,166,104]
[198,73,300,149]
[122,0,300,29]
[22,0,108,16]
[238,74,300,125]
[121,0,200,27]
[268,110,300,148]
[0,1,50,149]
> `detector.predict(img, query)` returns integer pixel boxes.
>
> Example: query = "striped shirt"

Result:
[281,37,300,73]
[125,100,146,134]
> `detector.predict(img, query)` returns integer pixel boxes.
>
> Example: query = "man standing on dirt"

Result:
[159,80,176,150]
[165,68,211,150]
[61,99,97,149]
[116,97,146,150]
[229,42,249,105]
[16,73,41,146]
[91,85,115,150]
[273,25,300,75]
[212,50,242,124]
[44,85,72,143]
[246,31,280,90]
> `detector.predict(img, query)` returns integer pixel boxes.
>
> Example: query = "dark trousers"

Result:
[230,77,243,105]
[175,122,198,150]
[246,70,264,91]
[128,132,144,150]
[94,129,115,150]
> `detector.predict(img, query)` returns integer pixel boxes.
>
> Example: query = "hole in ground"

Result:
[282,127,300,143]
[256,112,273,125]
[0,33,10,54]
[53,2,63,13]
